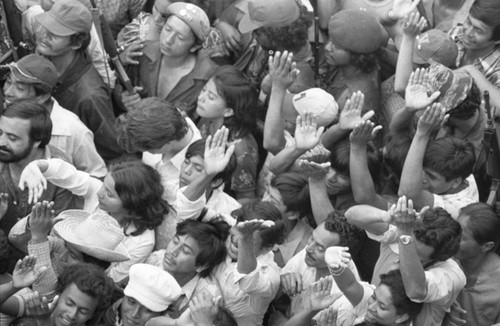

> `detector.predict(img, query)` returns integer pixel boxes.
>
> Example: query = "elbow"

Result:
[263,140,283,155]
[406,287,427,302]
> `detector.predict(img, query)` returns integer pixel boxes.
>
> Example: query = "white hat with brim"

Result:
[53,210,130,262]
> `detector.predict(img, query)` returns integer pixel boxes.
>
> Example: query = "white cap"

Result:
[292,88,339,127]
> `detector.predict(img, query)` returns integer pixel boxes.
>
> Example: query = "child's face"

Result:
[422,168,456,195]
[196,79,230,119]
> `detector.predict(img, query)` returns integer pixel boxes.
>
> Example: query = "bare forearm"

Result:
[389,107,416,135]
[350,146,388,209]
[284,309,317,326]
[321,124,349,151]
[263,86,287,154]
[398,233,427,300]
[0,283,19,305]
[237,237,257,274]
[398,132,428,198]
[345,205,390,235]
[394,35,417,93]
[182,174,213,202]
[332,268,364,307]
[309,178,333,225]
[269,146,305,175]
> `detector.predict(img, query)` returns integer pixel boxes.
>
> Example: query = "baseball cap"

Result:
[8,54,58,92]
[426,63,473,110]
[413,29,458,68]
[166,2,210,42]
[238,0,300,34]
[35,0,92,36]
[292,88,339,127]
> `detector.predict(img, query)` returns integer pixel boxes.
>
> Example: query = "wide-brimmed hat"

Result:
[238,0,300,34]
[53,210,130,262]
[35,0,92,36]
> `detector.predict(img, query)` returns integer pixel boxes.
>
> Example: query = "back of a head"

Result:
[414,207,462,262]
[231,200,286,248]
[2,101,52,148]
[271,172,311,217]
[115,97,188,153]
[423,137,475,181]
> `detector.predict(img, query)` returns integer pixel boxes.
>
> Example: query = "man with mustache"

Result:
[0,101,81,270]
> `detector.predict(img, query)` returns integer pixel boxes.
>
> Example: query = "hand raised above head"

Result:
[268,51,299,90]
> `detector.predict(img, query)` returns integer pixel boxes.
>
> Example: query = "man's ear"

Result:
[481,241,495,253]
[450,177,463,189]
[395,314,409,324]
[195,265,208,274]
[210,178,224,189]
[35,93,51,105]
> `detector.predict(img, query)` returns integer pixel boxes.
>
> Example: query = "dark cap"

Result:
[35,0,92,36]
[8,54,58,92]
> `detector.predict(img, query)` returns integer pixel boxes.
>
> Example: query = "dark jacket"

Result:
[52,51,124,162]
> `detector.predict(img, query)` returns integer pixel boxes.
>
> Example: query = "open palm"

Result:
[204,127,235,176]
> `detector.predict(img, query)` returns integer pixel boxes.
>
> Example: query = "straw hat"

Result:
[53,210,130,262]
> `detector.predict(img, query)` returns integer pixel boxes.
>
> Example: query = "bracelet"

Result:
[328,265,346,276]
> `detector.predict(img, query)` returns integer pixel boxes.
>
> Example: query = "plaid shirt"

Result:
[450,25,500,88]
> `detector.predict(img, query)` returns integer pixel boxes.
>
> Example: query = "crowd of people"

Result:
[1,0,500,325]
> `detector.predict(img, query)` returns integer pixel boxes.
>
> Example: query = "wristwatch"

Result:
[399,235,412,245]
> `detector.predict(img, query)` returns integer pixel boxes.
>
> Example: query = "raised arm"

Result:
[269,113,325,175]
[300,160,334,225]
[345,205,391,236]
[263,51,299,154]
[390,68,441,135]
[321,91,374,151]
[398,103,448,209]
[349,121,387,209]
[394,12,428,94]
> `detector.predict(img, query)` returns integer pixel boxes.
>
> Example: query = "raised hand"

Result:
[388,196,427,234]
[12,256,47,289]
[339,91,374,131]
[24,291,59,317]
[416,102,448,135]
[203,126,236,176]
[316,306,338,326]
[295,113,325,151]
[268,51,299,90]
[29,201,55,243]
[118,41,144,65]
[281,272,304,297]
[390,0,422,20]
[236,219,275,238]
[324,247,351,271]
[405,68,441,111]
[401,11,427,36]
[307,277,340,312]
[19,161,48,205]
[298,160,331,180]
[0,192,8,220]
[190,292,221,326]
[349,120,382,148]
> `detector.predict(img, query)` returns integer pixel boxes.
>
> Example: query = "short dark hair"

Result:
[271,172,311,217]
[69,32,91,51]
[460,202,500,248]
[349,49,383,74]
[2,101,52,148]
[324,211,365,253]
[176,219,230,278]
[446,82,481,120]
[379,269,423,321]
[423,137,475,181]
[110,161,171,236]
[116,97,188,152]
[185,139,237,185]
[470,0,500,41]
[414,207,462,262]
[55,264,116,320]
[231,200,286,248]
[330,138,382,185]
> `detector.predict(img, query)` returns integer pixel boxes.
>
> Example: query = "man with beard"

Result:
[0,101,81,269]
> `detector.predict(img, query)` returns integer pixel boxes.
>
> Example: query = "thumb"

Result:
[361,110,375,121]
[48,295,59,311]
[428,91,441,103]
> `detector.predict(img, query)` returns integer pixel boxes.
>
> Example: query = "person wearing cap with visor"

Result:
[102,264,182,326]
[34,0,125,164]
[2,54,107,179]
[120,2,217,118]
